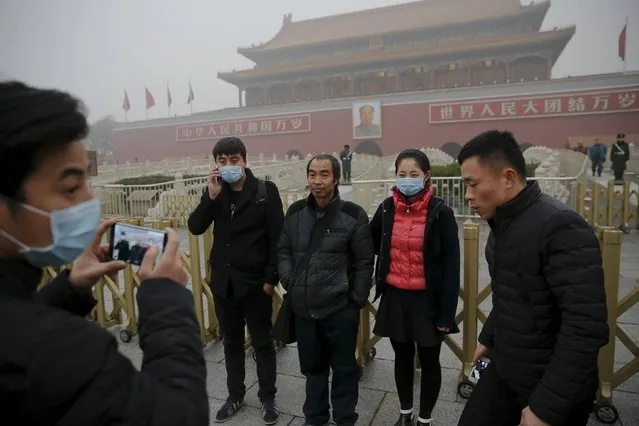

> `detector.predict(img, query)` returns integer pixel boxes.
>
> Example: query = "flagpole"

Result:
[623,16,628,73]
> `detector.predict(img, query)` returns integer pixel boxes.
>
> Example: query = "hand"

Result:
[263,283,275,295]
[208,168,222,200]
[69,219,127,288]
[520,407,550,426]
[437,326,450,333]
[472,342,490,365]
[139,228,189,286]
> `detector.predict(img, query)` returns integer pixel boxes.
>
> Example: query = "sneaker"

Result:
[261,401,280,425]
[394,412,415,426]
[215,398,244,423]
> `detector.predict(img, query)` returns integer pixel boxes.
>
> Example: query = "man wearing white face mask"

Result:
[188,137,285,424]
[0,82,208,425]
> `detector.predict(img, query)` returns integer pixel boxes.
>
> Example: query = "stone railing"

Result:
[353,149,589,218]
[93,153,380,225]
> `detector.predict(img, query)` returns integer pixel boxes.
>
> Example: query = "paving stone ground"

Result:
[110,213,639,425]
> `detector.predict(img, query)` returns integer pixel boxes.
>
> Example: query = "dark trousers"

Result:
[613,167,625,181]
[458,363,593,426]
[391,340,442,419]
[342,162,351,182]
[591,161,603,177]
[296,307,360,425]
[213,285,277,403]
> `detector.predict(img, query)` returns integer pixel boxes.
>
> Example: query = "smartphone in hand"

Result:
[109,223,169,266]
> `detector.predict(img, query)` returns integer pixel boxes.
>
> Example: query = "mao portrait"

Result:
[353,101,382,139]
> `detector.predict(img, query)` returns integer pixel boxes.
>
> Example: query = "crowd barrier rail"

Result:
[38,216,637,424]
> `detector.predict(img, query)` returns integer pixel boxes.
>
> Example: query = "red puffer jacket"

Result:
[386,186,433,290]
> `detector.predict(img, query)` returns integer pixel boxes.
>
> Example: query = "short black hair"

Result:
[344,144,350,149]
[212,137,247,160]
[0,81,89,199]
[458,130,527,180]
[359,105,374,113]
[394,149,431,174]
[306,153,341,182]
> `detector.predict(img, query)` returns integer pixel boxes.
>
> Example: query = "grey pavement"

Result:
[111,212,639,425]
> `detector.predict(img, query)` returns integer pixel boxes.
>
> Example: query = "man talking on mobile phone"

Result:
[0,81,208,425]
[188,137,285,424]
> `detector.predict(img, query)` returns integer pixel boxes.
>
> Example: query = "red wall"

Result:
[113,102,639,162]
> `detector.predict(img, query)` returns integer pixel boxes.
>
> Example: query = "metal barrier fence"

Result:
[39,218,636,424]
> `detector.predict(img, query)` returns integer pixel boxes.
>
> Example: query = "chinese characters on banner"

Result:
[176,114,311,142]
[429,89,639,123]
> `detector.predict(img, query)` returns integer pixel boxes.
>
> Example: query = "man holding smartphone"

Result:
[188,137,285,424]
[0,81,208,425]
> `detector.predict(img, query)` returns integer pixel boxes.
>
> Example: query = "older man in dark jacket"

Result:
[277,154,374,426]
[457,131,609,426]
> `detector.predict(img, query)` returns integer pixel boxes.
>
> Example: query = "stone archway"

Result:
[286,149,303,160]
[440,142,462,159]
[354,140,382,157]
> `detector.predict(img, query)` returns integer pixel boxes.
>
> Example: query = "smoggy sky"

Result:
[1,0,637,123]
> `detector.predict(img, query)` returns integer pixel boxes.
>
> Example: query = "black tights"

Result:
[391,339,442,419]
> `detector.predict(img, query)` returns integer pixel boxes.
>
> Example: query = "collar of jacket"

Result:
[489,180,542,228]
[219,167,258,208]
[306,187,340,214]
[0,257,42,299]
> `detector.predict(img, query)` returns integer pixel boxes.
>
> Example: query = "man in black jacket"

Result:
[456,131,609,426]
[610,133,630,181]
[0,81,208,425]
[277,154,374,426]
[188,137,284,424]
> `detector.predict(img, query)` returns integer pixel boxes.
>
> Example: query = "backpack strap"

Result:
[257,179,268,204]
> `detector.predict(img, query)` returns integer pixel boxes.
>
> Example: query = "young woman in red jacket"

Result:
[370,149,461,426]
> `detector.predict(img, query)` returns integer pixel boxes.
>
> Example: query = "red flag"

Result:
[187,82,195,104]
[167,85,173,107]
[122,90,131,111]
[145,87,155,109]
[619,22,627,61]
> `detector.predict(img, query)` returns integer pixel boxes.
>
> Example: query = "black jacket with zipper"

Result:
[478,181,608,425]
[187,168,284,299]
[0,259,208,426]
[370,193,460,330]
[277,192,374,320]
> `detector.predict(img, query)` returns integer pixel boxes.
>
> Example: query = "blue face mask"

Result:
[0,198,101,267]
[396,177,425,197]
[218,166,243,184]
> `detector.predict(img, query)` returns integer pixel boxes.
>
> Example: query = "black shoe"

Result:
[394,413,415,426]
[261,401,280,425]
[215,398,244,423]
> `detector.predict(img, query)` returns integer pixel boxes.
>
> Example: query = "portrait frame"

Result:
[352,100,382,140]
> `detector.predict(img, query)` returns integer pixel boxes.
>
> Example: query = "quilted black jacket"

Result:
[479,181,608,425]
[277,192,374,320]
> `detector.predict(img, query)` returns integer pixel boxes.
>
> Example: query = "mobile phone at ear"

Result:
[109,223,168,266]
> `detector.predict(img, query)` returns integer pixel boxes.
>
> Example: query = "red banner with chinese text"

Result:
[176,113,311,142]
[429,89,639,124]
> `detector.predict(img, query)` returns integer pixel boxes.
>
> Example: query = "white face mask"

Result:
[0,199,101,267]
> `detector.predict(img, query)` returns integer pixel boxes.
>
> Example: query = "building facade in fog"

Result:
[112,0,639,162]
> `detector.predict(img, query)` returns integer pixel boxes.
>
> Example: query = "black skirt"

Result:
[373,285,443,348]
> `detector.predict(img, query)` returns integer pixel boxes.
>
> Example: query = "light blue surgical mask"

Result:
[0,198,101,267]
[396,177,425,197]
[218,166,243,184]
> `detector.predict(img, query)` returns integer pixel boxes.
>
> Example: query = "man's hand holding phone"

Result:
[208,168,222,200]
[139,228,188,286]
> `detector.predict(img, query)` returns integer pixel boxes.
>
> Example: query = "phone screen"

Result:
[110,223,168,266]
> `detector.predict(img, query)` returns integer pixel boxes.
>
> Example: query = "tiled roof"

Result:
[220,27,575,84]
[239,0,549,53]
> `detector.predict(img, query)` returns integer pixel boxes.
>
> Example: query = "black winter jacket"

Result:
[277,193,374,320]
[370,194,460,330]
[0,259,208,426]
[187,168,284,299]
[479,181,608,425]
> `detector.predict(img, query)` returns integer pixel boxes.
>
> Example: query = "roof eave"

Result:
[237,1,553,55]
[220,28,577,84]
